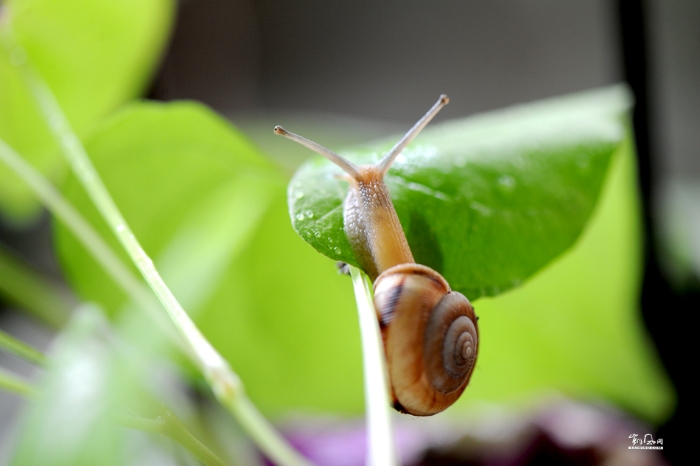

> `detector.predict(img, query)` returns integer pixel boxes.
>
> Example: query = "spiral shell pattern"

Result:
[423,292,478,394]
[373,263,479,416]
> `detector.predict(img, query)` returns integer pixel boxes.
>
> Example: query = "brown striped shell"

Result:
[374,264,479,416]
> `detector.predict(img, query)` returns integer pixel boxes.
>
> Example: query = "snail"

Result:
[274,95,478,416]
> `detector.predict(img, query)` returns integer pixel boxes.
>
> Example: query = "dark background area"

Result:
[153,0,618,128]
[2,1,697,463]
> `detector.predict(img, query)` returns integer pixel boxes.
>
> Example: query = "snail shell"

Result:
[276,94,479,416]
[374,264,478,416]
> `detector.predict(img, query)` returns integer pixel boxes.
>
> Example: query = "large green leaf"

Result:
[289,87,630,299]
[55,101,280,313]
[0,0,173,220]
[458,141,674,422]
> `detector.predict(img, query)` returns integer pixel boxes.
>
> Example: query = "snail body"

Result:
[275,95,478,416]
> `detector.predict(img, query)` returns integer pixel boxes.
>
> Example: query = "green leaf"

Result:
[0,0,174,221]
[459,141,674,423]
[289,87,630,299]
[55,101,281,314]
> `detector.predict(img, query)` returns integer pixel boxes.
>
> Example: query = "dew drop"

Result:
[470,201,492,217]
[295,213,305,221]
[334,247,342,255]
[294,191,304,200]
[304,210,314,219]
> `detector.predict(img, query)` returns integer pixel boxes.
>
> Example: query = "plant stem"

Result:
[116,410,229,466]
[0,245,73,328]
[7,45,310,466]
[0,328,47,366]
[0,367,36,396]
[0,137,184,352]
[349,266,397,466]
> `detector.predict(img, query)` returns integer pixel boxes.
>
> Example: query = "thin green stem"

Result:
[0,328,47,366]
[5,42,310,466]
[0,137,184,353]
[349,266,397,466]
[0,245,73,328]
[0,367,36,396]
[116,411,228,466]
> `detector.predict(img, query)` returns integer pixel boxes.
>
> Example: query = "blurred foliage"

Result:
[471,137,672,422]
[54,101,364,414]
[11,307,128,466]
[0,0,173,221]
[657,179,700,288]
[0,0,676,463]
